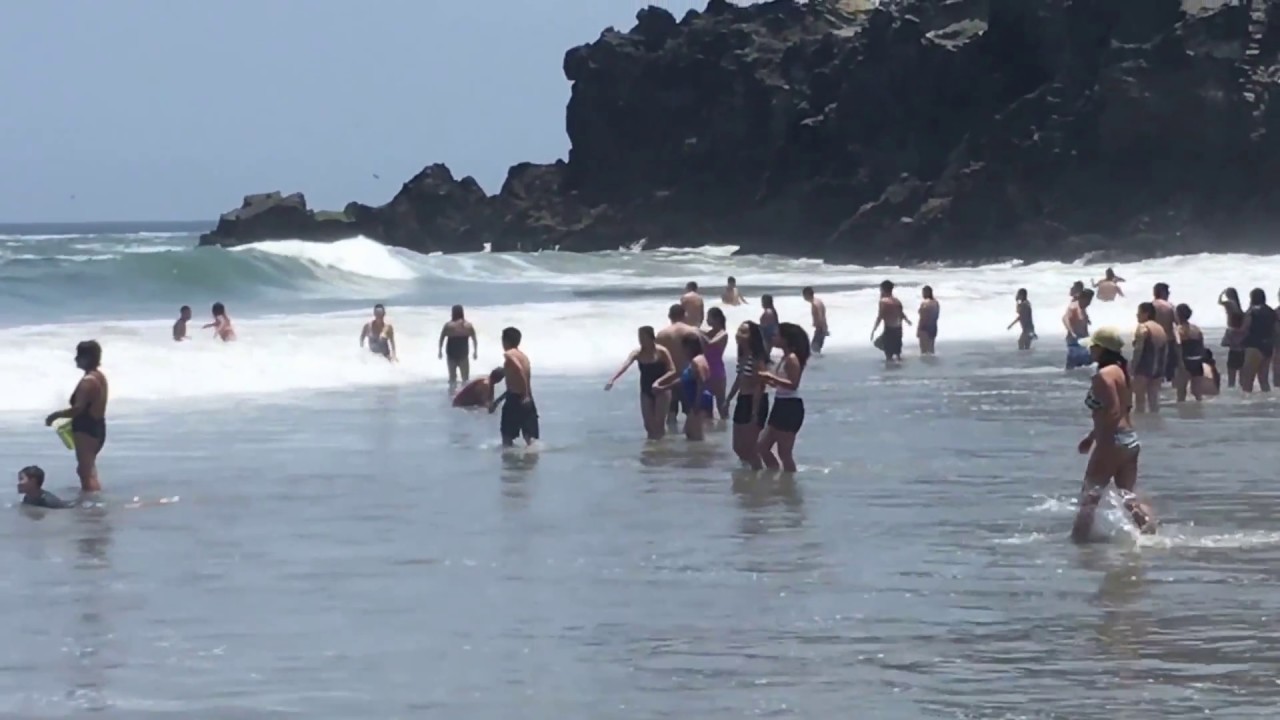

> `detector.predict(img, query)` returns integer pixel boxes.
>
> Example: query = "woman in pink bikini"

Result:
[703,308,730,420]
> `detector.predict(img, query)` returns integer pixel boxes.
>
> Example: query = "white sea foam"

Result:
[0,241,1276,413]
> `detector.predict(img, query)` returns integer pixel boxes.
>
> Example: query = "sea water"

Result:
[3,222,1280,718]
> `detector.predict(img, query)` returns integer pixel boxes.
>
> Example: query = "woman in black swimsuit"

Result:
[604,326,676,440]
[1240,287,1277,394]
[1173,303,1208,403]
[44,340,108,492]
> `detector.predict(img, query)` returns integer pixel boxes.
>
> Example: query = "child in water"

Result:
[16,466,75,509]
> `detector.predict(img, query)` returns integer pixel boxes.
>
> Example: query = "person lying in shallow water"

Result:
[16,466,75,509]
[453,368,505,409]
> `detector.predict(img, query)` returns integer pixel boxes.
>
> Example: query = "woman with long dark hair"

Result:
[45,340,109,492]
[605,325,676,440]
[758,322,810,472]
[1072,327,1151,541]
[1218,287,1245,388]
[704,307,731,420]
[1240,287,1277,393]
[726,321,770,468]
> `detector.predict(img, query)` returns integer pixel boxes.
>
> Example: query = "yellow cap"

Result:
[1085,326,1125,355]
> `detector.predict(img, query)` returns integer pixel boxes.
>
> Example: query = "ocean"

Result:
[3,222,1280,718]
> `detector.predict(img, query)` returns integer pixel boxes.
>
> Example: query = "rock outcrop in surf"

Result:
[200,0,1280,263]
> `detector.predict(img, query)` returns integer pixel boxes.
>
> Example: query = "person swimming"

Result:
[360,304,398,361]
[44,340,108,492]
[16,466,75,509]
[1092,268,1126,302]
[721,276,748,306]
[453,368,505,409]
[1007,288,1036,350]
[203,302,236,341]
[173,305,192,341]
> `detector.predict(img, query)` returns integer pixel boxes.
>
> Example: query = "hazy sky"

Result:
[0,0,705,223]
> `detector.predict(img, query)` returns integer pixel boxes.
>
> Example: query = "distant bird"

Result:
[69,194,76,200]
[372,173,380,180]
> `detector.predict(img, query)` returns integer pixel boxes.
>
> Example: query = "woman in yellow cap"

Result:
[1072,327,1154,541]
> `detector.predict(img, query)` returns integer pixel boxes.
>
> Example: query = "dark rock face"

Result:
[201,0,1280,263]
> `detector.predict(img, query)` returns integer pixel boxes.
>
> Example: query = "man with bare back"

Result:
[490,327,538,447]
[871,280,910,361]
[680,282,706,329]
[656,303,701,424]
[802,287,828,355]
[1152,283,1180,382]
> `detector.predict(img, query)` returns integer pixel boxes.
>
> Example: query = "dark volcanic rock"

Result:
[202,0,1280,263]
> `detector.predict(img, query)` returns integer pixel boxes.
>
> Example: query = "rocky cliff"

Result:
[200,0,1280,263]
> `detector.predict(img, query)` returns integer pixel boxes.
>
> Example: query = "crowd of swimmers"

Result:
[22,269,1280,545]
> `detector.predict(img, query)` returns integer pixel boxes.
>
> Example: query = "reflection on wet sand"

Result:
[68,508,114,711]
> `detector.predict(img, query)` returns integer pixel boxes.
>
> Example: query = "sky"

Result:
[0,0,707,223]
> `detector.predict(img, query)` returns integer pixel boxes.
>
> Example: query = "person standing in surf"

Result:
[173,305,192,341]
[1007,289,1036,350]
[871,280,910,362]
[1218,287,1246,388]
[721,277,748,306]
[653,334,714,441]
[758,322,810,473]
[1172,303,1208,403]
[703,308,731,419]
[1072,327,1151,542]
[656,304,701,426]
[490,327,538,447]
[1092,268,1126,302]
[680,281,706,329]
[360,304,398,362]
[438,305,477,388]
[1239,287,1277,393]
[44,340,108,493]
[759,294,780,359]
[802,287,828,355]
[1151,283,1180,384]
[726,321,770,469]
[917,285,940,356]
[203,302,236,341]
[1131,302,1168,414]
[604,326,676,440]
[1062,289,1093,369]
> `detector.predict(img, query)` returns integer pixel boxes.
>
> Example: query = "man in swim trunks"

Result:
[359,304,398,361]
[1151,283,1180,382]
[453,368,505,409]
[803,287,828,355]
[656,304,702,425]
[1063,289,1094,369]
[917,285,940,355]
[17,466,75,509]
[491,327,538,447]
[680,282,706,329]
[871,280,910,361]
[722,277,748,306]
[173,305,191,341]
[438,305,478,388]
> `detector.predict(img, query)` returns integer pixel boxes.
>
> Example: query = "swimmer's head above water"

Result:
[17,465,44,494]
[726,276,737,288]
[179,305,192,321]
[211,302,227,318]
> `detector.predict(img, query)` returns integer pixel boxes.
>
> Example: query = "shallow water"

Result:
[5,339,1280,718]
